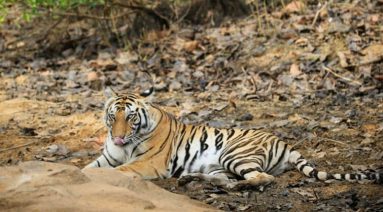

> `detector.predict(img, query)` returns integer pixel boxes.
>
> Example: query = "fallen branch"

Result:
[241,67,257,92]
[0,140,38,153]
[318,137,348,146]
[322,65,362,86]
[112,1,171,27]
[311,2,327,27]
[0,137,51,153]
[50,10,135,20]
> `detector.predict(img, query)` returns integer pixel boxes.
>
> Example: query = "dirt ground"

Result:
[1,0,383,211]
[0,90,382,211]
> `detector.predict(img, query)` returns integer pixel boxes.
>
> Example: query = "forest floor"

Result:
[1,1,383,211]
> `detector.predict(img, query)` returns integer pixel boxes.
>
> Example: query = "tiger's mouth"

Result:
[113,137,127,146]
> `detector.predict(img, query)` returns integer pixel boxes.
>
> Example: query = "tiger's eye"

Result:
[127,114,135,120]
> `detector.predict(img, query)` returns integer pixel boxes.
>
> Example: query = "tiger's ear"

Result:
[139,71,154,97]
[140,87,154,97]
[104,87,118,98]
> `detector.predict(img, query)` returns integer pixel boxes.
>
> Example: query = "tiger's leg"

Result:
[178,171,237,186]
[116,161,166,180]
[83,139,124,169]
[226,163,275,190]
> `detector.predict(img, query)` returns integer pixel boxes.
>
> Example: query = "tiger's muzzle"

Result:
[113,137,126,146]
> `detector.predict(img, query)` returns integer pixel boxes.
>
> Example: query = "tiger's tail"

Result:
[288,150,382,184]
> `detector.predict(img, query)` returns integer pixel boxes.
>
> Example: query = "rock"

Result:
[0,162,215,211]
[20,127,37,136]
[236,113,254,121]
[45,144,70,156]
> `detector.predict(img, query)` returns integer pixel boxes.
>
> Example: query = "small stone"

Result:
[236,113,254,121]
[71,150,90,158]
[192,70,204,78]
[45,144,70,156]
[281,189,290,196]
[169,81,182,91]
[20,128,37,136]
[48,129,61,135]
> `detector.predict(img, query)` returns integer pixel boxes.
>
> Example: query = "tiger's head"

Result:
[103,87,156,146]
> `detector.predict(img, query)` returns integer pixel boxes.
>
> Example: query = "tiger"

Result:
[84,87,382,189]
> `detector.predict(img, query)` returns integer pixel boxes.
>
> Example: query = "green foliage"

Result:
[0,0,104,23]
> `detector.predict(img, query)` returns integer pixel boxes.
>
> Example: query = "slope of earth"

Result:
[0,0,382,211]
[0,161,216,211]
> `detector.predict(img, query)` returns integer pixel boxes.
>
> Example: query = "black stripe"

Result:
[298,161,307,172]
[227,129,235,140]
[340,173,345,180]
[265,140,276,171]
[309,169,319,179]
[128,168,143,176]
[214,128,220,136]
[105,143,123,164]
[356,174,361,180]
[183,142,191,167]
[232,158,259,172]
[135,146,154,157]
[170,137,184,175]
[96,160,101,167]
[102,152,116,167]
[267,143,288,172]
[131,137,147,156]
[172,166,184,178]
[141,108,148,128]
[215,133,224,151]
[225,149,259,170]
[154,168,161,178]
[295,155,304,164]
[200,129,208,155]
[369,173,376,180]
[187,151,199,173]
[127,97,136,102]
[239,167,262,176]
[242,129,249,136]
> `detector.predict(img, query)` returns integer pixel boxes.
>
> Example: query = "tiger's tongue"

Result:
[113,137,125,146]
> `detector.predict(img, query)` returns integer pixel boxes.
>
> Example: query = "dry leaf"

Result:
[183,40,200,52]
[361,124,378,135]
[87,71,98,81]
[283,1,306,14]
[368,14,380,23]
[291,188,316,201]
[337,51,350,67]
[360,44,383,64]
[290,63,301,76]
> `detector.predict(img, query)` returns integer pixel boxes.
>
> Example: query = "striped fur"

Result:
[84,88,382,187]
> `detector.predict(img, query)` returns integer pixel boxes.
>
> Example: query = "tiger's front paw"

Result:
[177,173,203,186]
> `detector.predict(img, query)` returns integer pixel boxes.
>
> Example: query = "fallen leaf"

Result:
[368,14,380,23]
[183,40,200,52]
[87,71,98,81]
[45,144,70,156]
[337,51,349,67]
[360,44,383,65]
[283,1,306,14]
[291,188,316,201]
[290,63,301,76]
[361,124,378,135]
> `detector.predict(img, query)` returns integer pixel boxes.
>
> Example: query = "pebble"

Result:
[281,189,289,196]
[72,150,90,158]
[20,127,38,136]
[236,113,254,121]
